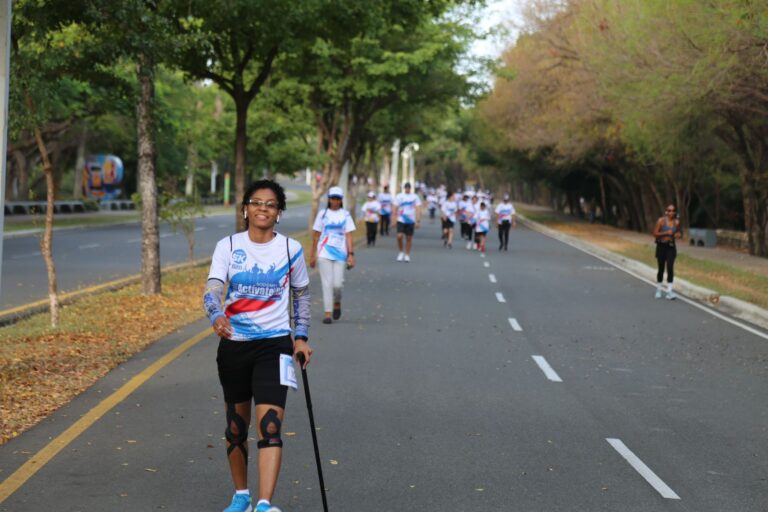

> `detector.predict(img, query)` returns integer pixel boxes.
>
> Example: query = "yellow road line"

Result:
[0,326,212,504]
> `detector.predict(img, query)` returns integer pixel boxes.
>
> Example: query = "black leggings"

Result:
[379,214,390,235]
[366,221,378,245]
[655,243,676,283]
[498,221,511,248]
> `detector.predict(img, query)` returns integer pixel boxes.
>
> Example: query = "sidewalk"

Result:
[516,203,768,330]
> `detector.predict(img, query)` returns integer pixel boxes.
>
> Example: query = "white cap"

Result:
[367,191,376,198]
[328,186,344,198]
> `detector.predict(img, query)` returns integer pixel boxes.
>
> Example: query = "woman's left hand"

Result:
[294,339,313,369]
[347,254,356,269]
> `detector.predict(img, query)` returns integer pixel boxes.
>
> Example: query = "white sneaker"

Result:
[666,291,677,300]
[404,254,411,262]
[396,252,405,262]
[654,289,662,299]
[466,241,472,250]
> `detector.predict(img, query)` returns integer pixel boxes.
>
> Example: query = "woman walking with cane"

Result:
[310,186,357,323]
[203,179,312,512]
[652,204,682,299]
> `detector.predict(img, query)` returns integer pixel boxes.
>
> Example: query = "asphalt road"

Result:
[0,203,313,310]
[1,218,766,511]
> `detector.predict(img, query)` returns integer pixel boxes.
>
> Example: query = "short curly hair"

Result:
[241,179,287,229]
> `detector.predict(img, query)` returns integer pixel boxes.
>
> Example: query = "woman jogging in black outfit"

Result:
[203,179,312,512]
[652,204,682,300]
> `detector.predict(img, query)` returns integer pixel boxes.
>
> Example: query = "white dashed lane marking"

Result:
[495,292,506,303]
[489,274,497,283]
[606,438,681,500]
[508,318,522,331]
[483,262,490,268]
[532,355,562,382]
[78,243,100,250]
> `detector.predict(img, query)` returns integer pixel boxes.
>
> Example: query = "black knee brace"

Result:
[225,403,249,463]
[257,408,283,449]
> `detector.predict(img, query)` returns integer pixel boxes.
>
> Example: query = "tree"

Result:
[173,0,320,230]
[284,0,476,226]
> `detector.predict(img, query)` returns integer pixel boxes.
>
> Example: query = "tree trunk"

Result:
[73,124,87,199]
[136,54,161,295]
[13,149,29,200]
[26,93,60,327]
[234,98,248,232]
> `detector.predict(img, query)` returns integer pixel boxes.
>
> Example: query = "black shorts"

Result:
[442,219,454,229]
[217,335,293,406]
[397,222,415,236]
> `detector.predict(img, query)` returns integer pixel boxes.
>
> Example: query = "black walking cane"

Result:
[297,353,329,512]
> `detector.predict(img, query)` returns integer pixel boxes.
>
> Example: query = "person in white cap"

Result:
[495,194,517,251]
[392,182,422,262]
[310,186,356,324]
[361,191,382,246]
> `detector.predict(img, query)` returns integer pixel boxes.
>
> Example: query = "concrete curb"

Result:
[519,215,768,331]
[0,257,212,327]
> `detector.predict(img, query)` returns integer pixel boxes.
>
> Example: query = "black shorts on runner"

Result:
[442,219,454,229]
[216,335,293,407]
[397,222,415,236]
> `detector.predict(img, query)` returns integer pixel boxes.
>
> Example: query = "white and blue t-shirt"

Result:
[378,192,393,215]
[395,192,422,224]
[362,200,381,223]
[476,209,491,233]
[312,208,356,262]
[441,200,458,223]
[207,232,309,341]
[495,202,516,224]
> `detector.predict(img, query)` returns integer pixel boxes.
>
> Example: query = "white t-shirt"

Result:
[395,192,422,224]
[466,202,478,225]
[495,202,516,224]
[378,192,393,215]
[441,200,458,223]
[312,208,356,262]
[208,232,309,341]
[427,194,438,209]
[362,200,381,223]
[476,209,491,233]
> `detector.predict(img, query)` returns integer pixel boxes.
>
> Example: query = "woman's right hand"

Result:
[212,316,233,339]
[309,254,317,269]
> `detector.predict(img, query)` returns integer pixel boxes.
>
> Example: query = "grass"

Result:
[5,213,141,232]
[0,228,314,445]
[4,188,313,232]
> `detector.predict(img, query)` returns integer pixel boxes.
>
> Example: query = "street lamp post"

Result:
[389,139,400,196]
[401,142,419,189]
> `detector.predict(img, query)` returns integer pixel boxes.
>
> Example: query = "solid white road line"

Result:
[11,251,41,260]
[78,243,100,250]
[489,274,497,283]
[508,318,522,331]
[530,223,768,341]
[159,233,173,238]
[606,438,681,500]
[126,238,141,244]
[495,292,506,303]
[483,262,490,268]
[531,355,562,382]
[194,226,205,232]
